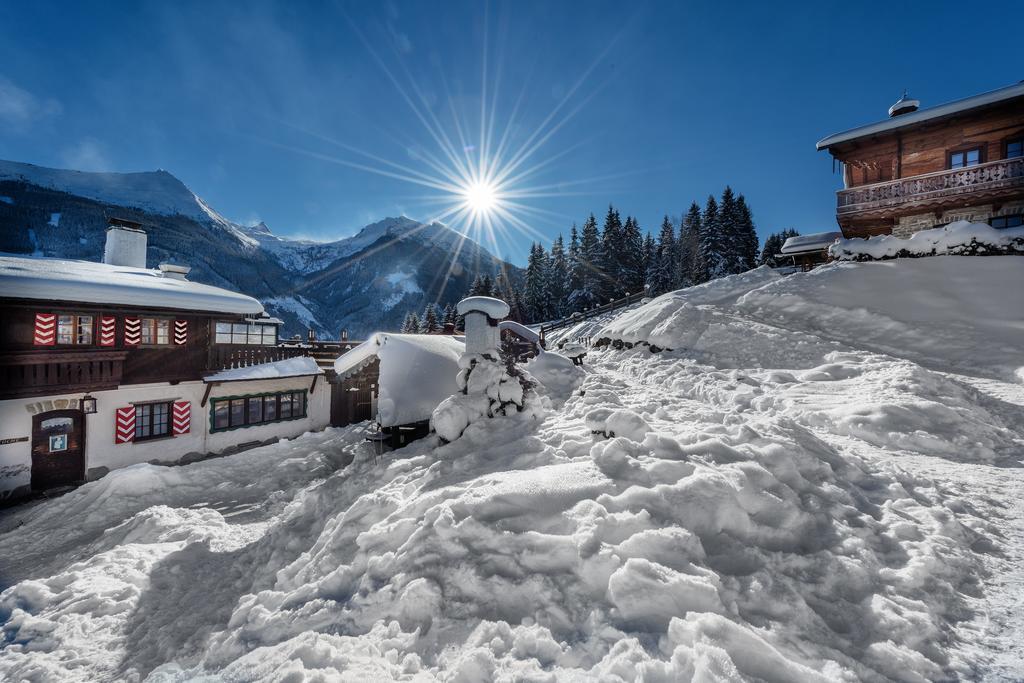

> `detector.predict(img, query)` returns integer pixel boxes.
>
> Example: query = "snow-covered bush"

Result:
[431,341,537,443]
[829,220,1024,261]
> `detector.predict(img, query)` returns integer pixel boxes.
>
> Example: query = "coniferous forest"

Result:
[403,186,799,328]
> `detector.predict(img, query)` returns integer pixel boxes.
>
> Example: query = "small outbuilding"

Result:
[332,333,464,448]
[780,232,843,270]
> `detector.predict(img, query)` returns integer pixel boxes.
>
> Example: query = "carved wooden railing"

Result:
[0,350,128,399]
[837,157,1024,215]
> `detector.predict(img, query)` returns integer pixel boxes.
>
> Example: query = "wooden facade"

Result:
[821,92,1024,237]
[0,300,301,400]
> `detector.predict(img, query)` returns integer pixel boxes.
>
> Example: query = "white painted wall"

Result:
[0,373,329,499]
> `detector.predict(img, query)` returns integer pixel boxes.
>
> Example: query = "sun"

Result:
[460,179,501,216]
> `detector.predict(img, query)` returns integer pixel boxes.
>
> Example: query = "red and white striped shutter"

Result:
[172,400,191,435]
[173,320,188,345]
[115,406,136,444]
[99,316,117,346]
[33,313,56,345]
[124,317,141,346]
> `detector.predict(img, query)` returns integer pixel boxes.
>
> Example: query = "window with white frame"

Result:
[56,314,94,345]
[215,321,278,345]
[140,318,171,345]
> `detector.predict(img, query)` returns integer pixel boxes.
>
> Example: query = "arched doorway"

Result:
[31,409,86,490]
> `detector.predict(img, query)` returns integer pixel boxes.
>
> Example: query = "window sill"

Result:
[133,434,176,444]
[210,413,307,434]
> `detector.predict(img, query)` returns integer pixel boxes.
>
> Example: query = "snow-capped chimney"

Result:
[103,218,148,269]
[888,90,920,118]
[457,296,510,355]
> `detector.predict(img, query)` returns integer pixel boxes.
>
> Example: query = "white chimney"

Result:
[103,219,148,269]
[457,296,510,355]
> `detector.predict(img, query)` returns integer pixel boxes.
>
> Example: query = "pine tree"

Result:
[599,205,624,300]
[642,232,657,293]
[700,195,726,281]
[678,202,703,287]
[420,303,440,333]
[566,223,583,307]
[548,234,568,319]
[480,274,495,297]
[718,186,742,275]
[760,228,799,267]
[401,311,416,333]
[620,216,645,295]
[651,215,676,295]
[523,242,549,323]
[442,303,457,328]
[568,214,602,312]
[736,195,759,271]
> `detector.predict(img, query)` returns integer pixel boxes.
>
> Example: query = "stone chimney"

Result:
[103,217,148,269]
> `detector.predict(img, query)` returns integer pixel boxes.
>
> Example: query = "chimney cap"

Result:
[888,90,920,118]
[158,262,191,280]
[107,216,145,232]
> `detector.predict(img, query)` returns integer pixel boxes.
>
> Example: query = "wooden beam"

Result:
[201,382,216,407]
[310,374,319,395]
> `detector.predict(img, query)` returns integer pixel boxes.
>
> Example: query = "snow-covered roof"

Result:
[457,296,510,319]
[334,333,464,427]
[780,232,843,255]
[0,255,263,314]
[498,320,539,343]
[816,81,1024,150]
[204,356,322,383]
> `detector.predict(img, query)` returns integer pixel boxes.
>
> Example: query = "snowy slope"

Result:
[2,255,1022,681]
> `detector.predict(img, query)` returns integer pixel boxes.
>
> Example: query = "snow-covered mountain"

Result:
[0,159,518,337]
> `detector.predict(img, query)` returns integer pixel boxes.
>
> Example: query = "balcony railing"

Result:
[206,344,309,371]
[0,350,127,399]
[837,157,1024,216]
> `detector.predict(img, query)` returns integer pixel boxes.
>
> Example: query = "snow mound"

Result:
[203,355,321,382]
[829,220,1024,260]
[523,351,584,405]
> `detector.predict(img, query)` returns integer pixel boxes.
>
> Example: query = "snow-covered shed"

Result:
[333,333,464,446]
[780,232,842,270]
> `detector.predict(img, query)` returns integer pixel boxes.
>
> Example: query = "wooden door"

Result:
[31,409,85,490]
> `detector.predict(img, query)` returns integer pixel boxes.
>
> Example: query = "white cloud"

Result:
[60,138,112,172]
[0,76,62,131]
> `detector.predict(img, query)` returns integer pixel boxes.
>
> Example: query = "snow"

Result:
[780,230,842,254]
[47,212,60,227]
[0,254,264,314]
[335,333,465,427]
[498,319,539,343]
[203,356,322,382]
[457,295,510,319]
[0,195,13,204]
[2,256,1023,681]
[262,295,321,330]
[829,220,1024,260]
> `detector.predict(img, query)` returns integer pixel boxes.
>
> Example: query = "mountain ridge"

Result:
[0,159,519,337]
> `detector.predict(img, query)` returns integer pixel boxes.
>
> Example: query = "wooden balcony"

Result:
[206,344,309,371]
[837,157,1024,219]
[0,350,127,399]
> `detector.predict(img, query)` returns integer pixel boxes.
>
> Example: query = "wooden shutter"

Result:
[173,320,188,345]
[33,313,56,345]
[115,406,136,444]
[99,316,117,346]
[172,400,191,435]
[124,317,141,346]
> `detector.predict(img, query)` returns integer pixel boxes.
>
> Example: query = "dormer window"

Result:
[949,148,982,169]
[57,314,93,345]
[215,322,278,346]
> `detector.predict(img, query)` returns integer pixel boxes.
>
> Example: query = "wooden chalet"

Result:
[0,219,333,500]
[817,82,1024,238]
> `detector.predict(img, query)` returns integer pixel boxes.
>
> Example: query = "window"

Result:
[991,215,1023,229]
[949,148,982,169]
[135,402,171,440]
[210,391,307,431]
[1007,139,1023,159]
[56,314,93,345]
[215,322,278,345]
[141,318,171,345]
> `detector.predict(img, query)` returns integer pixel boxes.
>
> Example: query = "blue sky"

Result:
[2,0,1022,264]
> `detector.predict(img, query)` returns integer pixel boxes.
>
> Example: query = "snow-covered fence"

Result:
[828,220,1024,261]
